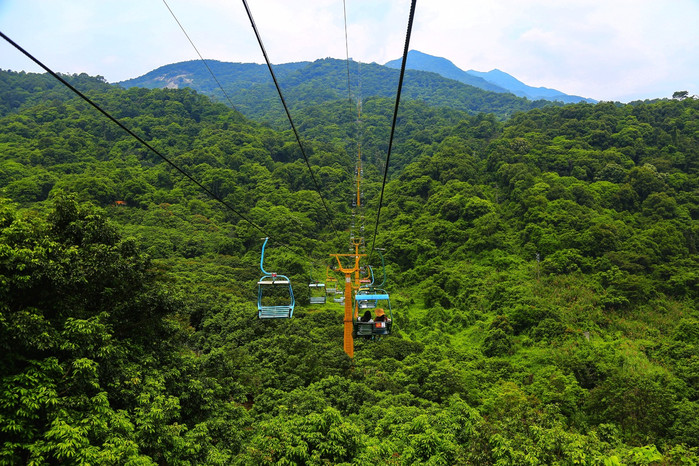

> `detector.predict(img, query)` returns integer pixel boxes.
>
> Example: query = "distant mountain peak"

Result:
[385,50,507,94]
[386,50,596,104]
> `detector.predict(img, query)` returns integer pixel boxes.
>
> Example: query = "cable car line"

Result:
[162,1,321,268]
[162,0,239,113]
[160,1,319,268]
[330,2,415,353]
[0,30,287,245]
[342,0,352,104]
[241,0,340,240]
[5,0,416,334]
[368,0,417,260]
[343,1,366,253]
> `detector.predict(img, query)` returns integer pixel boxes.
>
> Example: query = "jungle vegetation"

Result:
[0,69,697,464]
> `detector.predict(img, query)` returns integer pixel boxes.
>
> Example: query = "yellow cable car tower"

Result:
[332,89,367,358]
[330,238,365,358]
[334,62,393,358]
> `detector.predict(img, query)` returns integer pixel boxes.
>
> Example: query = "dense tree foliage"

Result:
[120,58,557,124]
[1,69,698,464]
[0,71,113,117]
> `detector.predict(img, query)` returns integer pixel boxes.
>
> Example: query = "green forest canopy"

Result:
[0,69,697,464]
[118,58,559,124]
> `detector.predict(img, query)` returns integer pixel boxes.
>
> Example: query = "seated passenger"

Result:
[375,308,389,322]
[359,310,374,322]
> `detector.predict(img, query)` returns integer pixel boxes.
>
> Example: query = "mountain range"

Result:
[384,50,596,104]
[119,59,554,123]
[118,51,594,123]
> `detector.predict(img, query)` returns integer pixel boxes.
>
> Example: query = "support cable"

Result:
[342,0,352,104]
[241,0,340,239]
[369,0,417,258]
[344,0,364,251]
[0,30,282,244]
[162,0,239,112]
[161,3,313,262]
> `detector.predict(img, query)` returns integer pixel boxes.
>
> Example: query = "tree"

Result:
[0,195,196,463]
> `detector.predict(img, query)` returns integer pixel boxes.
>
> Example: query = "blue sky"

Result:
[1,0,697,102]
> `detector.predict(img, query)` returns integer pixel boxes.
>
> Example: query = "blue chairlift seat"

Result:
[257,238,294,319]
[257,274,294,319]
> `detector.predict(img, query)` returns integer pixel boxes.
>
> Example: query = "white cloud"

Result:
[410,0,699,100]
[1,0,697,101]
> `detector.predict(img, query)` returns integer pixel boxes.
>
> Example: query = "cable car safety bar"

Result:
[373,248,388,289]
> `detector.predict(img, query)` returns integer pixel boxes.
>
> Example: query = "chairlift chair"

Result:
[308,281,326,304]
[353,288,392,337]
[257,238,294,319]
[357,286,377,309]
[353,250,392,337]
[356,265,375,308]
[326,282,337,293]
[325,266,338,299]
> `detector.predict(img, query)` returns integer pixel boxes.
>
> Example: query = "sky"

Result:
[0,0,697,103]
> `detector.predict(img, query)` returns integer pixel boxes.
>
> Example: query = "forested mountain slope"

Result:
[0,69,698,464]
[119,58,557,123]
[0,70,113,117]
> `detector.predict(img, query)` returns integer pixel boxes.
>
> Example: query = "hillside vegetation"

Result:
[0,69,697,464]
[119,58,557,123]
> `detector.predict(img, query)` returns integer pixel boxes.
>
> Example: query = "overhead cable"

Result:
[162,0,240,113]
[342,0,352,104]
[241,0,340,239]
[0,30,279,242]
[369,0,417,258]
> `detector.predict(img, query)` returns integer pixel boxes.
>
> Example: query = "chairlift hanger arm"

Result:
[330,253,366,274]
[260,237,273,276]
